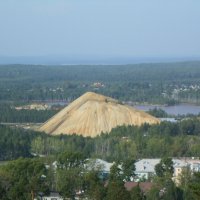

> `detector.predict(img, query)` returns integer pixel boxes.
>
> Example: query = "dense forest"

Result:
[0,103,57,123]
[1,116,200,161]
[0,61,200,104]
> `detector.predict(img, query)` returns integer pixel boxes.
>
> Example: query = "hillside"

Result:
[39,92,160,137]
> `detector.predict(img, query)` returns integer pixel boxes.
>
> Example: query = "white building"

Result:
[134,158,195,182]
[35,192,63,200]
[85,158,114,179]
[135,159,160,181]
[183,158,200,172]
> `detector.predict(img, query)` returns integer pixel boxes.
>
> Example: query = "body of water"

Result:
[135,104,200,115]
[37,100,200,116]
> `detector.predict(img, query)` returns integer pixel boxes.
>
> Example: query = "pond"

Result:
[134,104,200,115]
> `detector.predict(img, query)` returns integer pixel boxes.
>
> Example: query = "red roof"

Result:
[124,182,153,193]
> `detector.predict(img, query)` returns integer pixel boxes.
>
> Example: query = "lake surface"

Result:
[135,104,200,115]
[41,100,200,116]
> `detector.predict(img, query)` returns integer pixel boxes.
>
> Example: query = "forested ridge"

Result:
[0,61,200,104]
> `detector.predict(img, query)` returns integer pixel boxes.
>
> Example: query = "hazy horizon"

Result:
[1,55,200,65]
[1,0,200,64]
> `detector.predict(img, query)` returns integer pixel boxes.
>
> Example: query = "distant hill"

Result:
[0,55,200,65]
[39,92,160,137]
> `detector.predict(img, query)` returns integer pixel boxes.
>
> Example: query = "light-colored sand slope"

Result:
[39,92,160,137]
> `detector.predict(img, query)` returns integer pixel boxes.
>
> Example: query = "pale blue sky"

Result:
[0,0,200,59]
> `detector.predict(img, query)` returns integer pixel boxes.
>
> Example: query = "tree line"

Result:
[0,103,57,123]
[0,155,200,200]
[1,117,200,162]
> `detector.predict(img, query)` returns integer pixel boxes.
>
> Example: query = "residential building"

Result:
[134,159,160,181]
[35,192,63,200]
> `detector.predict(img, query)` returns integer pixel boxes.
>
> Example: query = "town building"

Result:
[35,192,63,200]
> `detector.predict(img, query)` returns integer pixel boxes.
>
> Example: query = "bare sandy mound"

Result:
[39,92,160,137]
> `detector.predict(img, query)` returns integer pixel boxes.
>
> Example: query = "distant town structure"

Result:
[35,192,63,200]
[85,158,114,179]
[37,157,200,198]
[134,158,200,183]
[48,157,200,183]
[85,159,113,172]
[92,82,105,89]
[15,103,49,110]
[134,159,160,181]
[159,118,177,123]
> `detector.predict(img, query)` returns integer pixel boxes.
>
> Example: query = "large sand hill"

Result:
[39,92,160,137]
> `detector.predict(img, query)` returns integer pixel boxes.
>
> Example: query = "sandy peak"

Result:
[39,92,160,137]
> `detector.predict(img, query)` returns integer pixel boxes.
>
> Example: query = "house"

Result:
[159,118,177,123]
[35,192,63,200]
[85,158,114,179]
[190,162,200,172]
[174,158,200,173]
[183,158,200,172]
[134,158,190,182]
[134,159,160,181]
[172,159,188,185]
[85,158,113,172]
[124,182,153,193]
[173,159,188,177]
